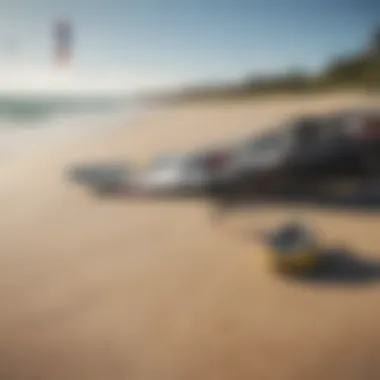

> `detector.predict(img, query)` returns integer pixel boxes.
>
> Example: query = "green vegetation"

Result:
[165,26,380,103]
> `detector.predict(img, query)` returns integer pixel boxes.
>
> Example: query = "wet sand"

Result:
[0,92,380,380]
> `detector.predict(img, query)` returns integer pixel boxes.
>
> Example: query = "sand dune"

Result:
[0,92,380,380]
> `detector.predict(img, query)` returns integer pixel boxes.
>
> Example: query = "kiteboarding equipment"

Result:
[264,221,321,273]
[53,18,73,66]
[67,161,131,196]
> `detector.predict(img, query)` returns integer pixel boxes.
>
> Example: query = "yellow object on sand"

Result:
[266,246,320,273]
[264,221,321,274]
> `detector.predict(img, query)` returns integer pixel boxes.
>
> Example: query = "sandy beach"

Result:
[1,92,380,380]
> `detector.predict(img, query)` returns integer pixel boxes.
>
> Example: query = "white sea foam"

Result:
[0,97,148,158]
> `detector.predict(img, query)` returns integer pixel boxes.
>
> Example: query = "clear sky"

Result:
[0,0,379,94]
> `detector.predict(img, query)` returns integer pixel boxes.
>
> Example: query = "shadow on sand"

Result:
[240,227,380,286]
[290,248,380,285]
[212,189,380,216]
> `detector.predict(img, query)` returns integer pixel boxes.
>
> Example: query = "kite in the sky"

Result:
[53,19,73,66]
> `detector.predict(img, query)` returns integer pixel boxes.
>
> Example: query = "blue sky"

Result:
[0,0,379,94]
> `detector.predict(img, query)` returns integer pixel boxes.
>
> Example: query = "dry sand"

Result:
[1,92,380,380]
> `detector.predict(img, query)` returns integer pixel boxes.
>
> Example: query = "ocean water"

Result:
[0,95,146,157]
